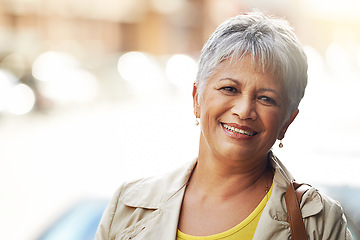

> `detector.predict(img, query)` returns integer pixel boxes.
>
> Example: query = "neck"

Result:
[192,141,273,199]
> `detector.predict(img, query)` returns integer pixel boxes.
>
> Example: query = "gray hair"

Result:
[195,11,308,120]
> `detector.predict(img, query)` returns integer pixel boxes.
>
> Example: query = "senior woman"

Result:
[96,11,352,240]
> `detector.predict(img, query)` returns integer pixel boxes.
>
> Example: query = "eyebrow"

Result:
[219,78,241,85]
[258,88,282,99]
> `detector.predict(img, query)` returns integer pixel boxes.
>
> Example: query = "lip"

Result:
[221,122,259,139]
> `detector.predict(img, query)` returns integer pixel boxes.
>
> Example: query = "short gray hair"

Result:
[195,11,308,120]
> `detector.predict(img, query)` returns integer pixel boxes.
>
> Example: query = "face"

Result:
[193,55,298,163]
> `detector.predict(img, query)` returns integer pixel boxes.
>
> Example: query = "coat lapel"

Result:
[253,153,323,239]
[115,160,196,240]
[137,186,186,239]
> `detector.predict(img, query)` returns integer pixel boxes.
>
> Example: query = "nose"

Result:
[231,96,257,120]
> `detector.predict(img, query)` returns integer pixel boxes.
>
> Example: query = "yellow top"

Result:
[176,184,273,240]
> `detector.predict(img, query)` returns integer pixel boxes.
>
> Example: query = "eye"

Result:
[219,86,238,94]
[258,96,277,106]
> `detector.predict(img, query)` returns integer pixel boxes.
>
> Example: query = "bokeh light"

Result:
[0,53,27,80]
[7,83,36,115]
[38,69,99,104]
[0,69,34,115]
[165,54,197,87]
[32,51,79,83]
[32,51,98,104]
[117,51,164,93]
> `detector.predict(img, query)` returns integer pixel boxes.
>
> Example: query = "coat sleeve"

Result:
[95,185,123,240]
[318,194,354,240]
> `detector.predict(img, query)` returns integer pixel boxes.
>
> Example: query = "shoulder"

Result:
[103,159,197,214]
[318,192,344,215]
[303,189,345,220]
[118,159,196,208]
[266,152,353,239]
[302,188,353,239]
[95,160,196,239]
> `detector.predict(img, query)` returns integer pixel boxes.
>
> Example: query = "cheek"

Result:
[200,92,225,116]
[262,110,285,134]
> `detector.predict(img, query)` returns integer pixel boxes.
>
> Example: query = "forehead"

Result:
[211,56,284,88]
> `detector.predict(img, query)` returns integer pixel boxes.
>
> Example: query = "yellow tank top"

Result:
[176,184,273,240]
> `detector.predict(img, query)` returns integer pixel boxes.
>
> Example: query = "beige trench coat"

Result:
[95,152,353,240]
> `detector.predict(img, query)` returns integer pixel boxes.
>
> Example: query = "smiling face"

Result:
[194,55,298,164]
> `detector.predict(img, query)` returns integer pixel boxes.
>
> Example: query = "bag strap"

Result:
[284,181,311,240]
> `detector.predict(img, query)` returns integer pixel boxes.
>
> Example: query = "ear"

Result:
[192,83,200,118]
[278,109,299,140]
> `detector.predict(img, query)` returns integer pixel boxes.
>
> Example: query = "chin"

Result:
[217,146,255,162]
[220,143,269,162]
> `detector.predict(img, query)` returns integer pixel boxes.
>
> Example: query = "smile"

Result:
[221,123,258,136]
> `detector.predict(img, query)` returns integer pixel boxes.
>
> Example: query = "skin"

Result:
[178,55,298,236]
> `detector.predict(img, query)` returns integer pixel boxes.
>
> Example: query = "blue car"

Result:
[37,199,108,240]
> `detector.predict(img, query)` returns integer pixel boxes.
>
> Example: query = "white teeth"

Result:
[222,123,256,136]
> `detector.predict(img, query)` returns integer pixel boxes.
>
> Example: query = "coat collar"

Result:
[120,159,197,209]
[120,151,292,209]
[117,152,324,239]
[120,152,323,217]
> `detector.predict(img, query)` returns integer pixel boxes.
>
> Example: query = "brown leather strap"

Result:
[293,182,311,203]
[285,181,311,240]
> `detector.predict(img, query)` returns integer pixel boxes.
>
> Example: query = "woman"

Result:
[96,11,353,239]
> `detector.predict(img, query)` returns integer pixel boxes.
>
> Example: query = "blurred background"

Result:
[0,0,359,239]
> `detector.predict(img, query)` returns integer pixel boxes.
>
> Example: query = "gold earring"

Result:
[195,118,199,125]
[195,112,199,125]
[279,139,283,148]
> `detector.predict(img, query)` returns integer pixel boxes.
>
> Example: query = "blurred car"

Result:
[37,186,360,240]
[37,199,108,240]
